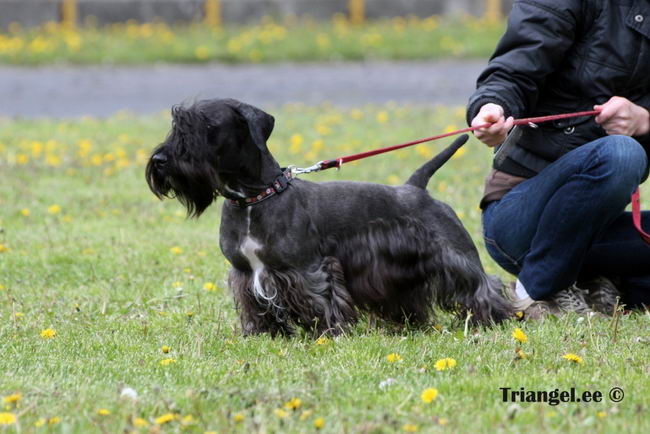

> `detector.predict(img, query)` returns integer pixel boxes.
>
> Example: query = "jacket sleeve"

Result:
[466,0,584,125]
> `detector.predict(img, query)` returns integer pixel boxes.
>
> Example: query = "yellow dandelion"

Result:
[172,281,183,288]
[195,45,210,60]
[0,284,4,290]
[316,336,330,345]
[403,423,419,432]
[515,311,524,319]
[0,244,10,253]
[515,349,527,360]
[421,387,439,403]
[2,393,21,404]
[274,408,289,418]
[438,417,449,426]
[186,311,194,317]
[203,282,217,291]
[512,328,528,343]
[169,246,183,254]
[40,328,56,339]
[97,409,111,416]
[15,312,24,320]
[34,418,46,427]
[314,417,325,429]
[48,416,61,425]
[20,209,30,217]
[562,353,584,364]
[47,204,61,214]
[299,409,313,421]
[134,417,149,427]
[597,411,606,419]
[181,414,194,425]
[376,111,389,123]
[387,175,401,185]
[451,147,467,159]
[155,413,176,424]
[160,358,177,366]
[434,358,457,371]
[284,398,302,410]
[161,345,170,353]
[233,412,245,423]
[386,353,402,363]
[350,109,364,120]
[0,413,16,425]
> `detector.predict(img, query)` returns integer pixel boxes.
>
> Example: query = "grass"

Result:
[0,16,505,65]
[0,105,649,433]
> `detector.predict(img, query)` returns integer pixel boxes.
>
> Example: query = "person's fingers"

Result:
[503,116,515,131]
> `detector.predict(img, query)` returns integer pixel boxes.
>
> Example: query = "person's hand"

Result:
[471,103,514,147]
[594,96,650,137]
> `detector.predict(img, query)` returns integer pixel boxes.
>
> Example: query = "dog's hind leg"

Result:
[228,268,292,336]
[435,247,513,325]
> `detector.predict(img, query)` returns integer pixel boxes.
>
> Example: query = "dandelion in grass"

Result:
[134,417,149,427]
[315,336,330,346]
[160,358,177,366]
[47,204,61,214]
[48,416,61,425]
[34,418,46,427]
[314,417,325,429]
[386,353,402,363]
[0,284,4,290]
[233,412,245,423]
[169,246,183,255]
[421,387,439,403]
[299,410,313,421]
[512,328,527,343]
[274,408,289,419]
[403,423,418,432]
[562,353,584,364]
[434,358,457,371]
[161,345,171,353]
[20,209,30,217]
[181,415,194,425]
[597,411,606,419]
[155,413,176,425]
[376,111,389,123]
[40,328,56,339]
[0,413,16,425]
[97,409,111,416]
[284,398,302,410]
[515,311,524,319]
[0,244,9,253]
[438,417,449,426]
[172,281,183,288]
[515,349,527,360]
[203,282,217,291]
[2,393,21,406]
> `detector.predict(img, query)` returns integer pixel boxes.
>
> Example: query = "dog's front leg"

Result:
[228,268,292,337]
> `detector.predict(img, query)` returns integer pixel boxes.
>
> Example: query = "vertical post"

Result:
[205,0,222,27]
[61,0,78,28]
[484,0,502,23]
[349,0,365,25]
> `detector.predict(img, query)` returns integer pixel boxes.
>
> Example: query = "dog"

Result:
[146,98,513,336]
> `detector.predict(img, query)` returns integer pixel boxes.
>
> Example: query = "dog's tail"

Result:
[405,134,469,189]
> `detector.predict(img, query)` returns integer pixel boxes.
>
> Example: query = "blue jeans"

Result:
[482,135,650,305]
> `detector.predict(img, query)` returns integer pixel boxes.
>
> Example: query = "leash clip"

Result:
[289,162,324,177]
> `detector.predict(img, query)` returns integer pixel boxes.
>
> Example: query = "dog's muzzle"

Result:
[152,153,168,166]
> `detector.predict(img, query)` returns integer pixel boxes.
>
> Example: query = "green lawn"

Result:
[1,106,648,432]
[0,17,504,65]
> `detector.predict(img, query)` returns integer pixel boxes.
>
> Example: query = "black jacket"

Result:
[467,0,650,178]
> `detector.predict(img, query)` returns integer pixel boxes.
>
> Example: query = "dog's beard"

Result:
[146,157,221,218]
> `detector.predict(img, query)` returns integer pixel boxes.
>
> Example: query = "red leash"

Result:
[294,109,650,244]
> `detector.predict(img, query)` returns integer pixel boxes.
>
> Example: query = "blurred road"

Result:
[0,60,486,118]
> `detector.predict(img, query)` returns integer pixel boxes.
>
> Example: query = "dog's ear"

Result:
[223,99,275,152]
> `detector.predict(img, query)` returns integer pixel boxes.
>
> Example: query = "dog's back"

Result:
[405,134,469,189]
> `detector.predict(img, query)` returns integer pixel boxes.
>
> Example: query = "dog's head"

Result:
[146,98,279,217]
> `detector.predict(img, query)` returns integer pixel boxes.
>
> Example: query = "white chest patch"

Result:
[240,208,274,303]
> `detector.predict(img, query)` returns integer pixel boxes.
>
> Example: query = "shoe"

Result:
[549,284,592,314]
[507,282,560,321]
[577,276,621,316]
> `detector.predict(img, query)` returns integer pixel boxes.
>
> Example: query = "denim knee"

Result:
[595,135,648,186]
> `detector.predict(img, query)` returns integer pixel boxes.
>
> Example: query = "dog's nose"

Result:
[152,153,168,165]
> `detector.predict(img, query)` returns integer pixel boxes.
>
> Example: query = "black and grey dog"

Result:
[146,98,513,336]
